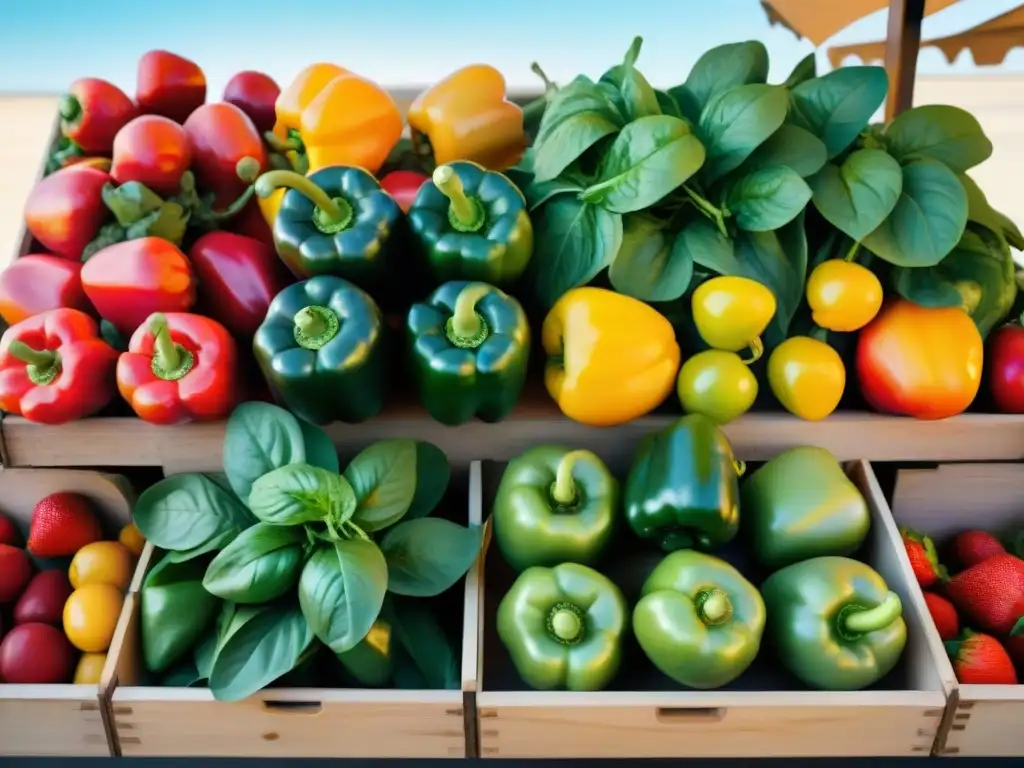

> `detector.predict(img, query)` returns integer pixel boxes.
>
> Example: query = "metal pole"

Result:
[884,0,927,120]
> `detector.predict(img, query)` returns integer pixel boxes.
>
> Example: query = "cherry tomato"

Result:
[692,276,776,353]
[223,71,280,134]
[768,336,845,421]
[111,115,191,196]
[676,350,757,424]
[806,260,883,332]
[987,322,1024,413]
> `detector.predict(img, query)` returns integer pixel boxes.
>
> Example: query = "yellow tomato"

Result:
[692,276,777,354]
[63,584,124,653]
[69,541,134,591]
[768,336,846,421]
[677,350,758,424]
[806,260,884,332]
[73,653,108,685]
[118,523,146,558]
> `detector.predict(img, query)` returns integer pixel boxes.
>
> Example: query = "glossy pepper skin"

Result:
[136,50,206,124]
[380,170,428,214]
[183,103,267,207]
[407,281,529,425]
[111,115,191,197]
[497,563,627,691]
[408,162,534,288]
[0,308,119,424]
[223,71,280,134]
[544,287,680,426]
[493,446,618,572]
[117,313,239,425]
[624,414,742,552]
[741,447,871,571]
[407,65,526,171]
[253,276,387,425]
[761,556,907,691]
[0,254,91,325]
[58,78,137,156]
[633,550,766,689]
[23,165,110,261]
[255,166,400,290]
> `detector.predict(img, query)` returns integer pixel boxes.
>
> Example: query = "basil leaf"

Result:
[223,402,305,502]
[405,442,451,520]
[249,463,356,527]
[737,124,827,179]
[784,53,817,89]
[581,115,705,213]
[699,84,788,184]
[141,553,220,674]
[133,473,254,552]
[381,518,483,597]
[810,149,903,243]
[388,597,460,690]
[669,40,769,124]
[674,218,742,276]
[298,420,339,474]
[165,528,237,564]
[532,79,624,182]
[344,439,417,532]
[886,104,992,173]
[203,523,305,603]
[609,213,694,302]
[727,166,812,232]
[299,540,388,653]
[334,618,394,687]
[789,66,889,159]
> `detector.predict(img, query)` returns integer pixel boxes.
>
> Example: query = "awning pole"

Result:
[884,0,928,120]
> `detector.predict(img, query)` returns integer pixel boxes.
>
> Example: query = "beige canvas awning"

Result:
[761,0,962,45]
[829,3,1024,66]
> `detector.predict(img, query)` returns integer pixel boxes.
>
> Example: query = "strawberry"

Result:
[946,631,1018,684]
[945,554,1024,636]
[0,512,18,545]
[900,527,946,587]
[25,493,103,558]
[923,592,959,640]
[953,530,1006,568]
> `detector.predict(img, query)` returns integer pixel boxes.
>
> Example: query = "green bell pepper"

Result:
[141,553,220,674]
[761,556,907,691]
[255,165,401,288]
[741,447,871,571]
[624,414,743,552]
[407,161,534,288]
[406,280,530,425]
[252,276,387,425]
[497,562,627,691]
[493,446,618,572]
[633,550,766,689]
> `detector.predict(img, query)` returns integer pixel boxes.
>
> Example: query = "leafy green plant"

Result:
[132,402,481,702]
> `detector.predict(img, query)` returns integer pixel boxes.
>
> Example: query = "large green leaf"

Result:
[789,67,889,159]
[886,105,993,172]
[532,79,624,182]
[668,40,769,124]
[344,439,417,532]
[223,403,305,502]
[736,124,827,179]
[809,149,903,243]
[608,213,694,302]
[726,165,811,232]
[698,84,788,184]
[673,217,742,276]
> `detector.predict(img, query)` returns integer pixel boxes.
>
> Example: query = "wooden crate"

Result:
[466,459,953,759]
[0,469,136,757]
[892,463,1024,757]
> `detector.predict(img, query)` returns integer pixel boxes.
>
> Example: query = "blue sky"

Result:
[2,0,1024,95]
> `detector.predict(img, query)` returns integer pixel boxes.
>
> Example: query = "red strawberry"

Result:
[945,554,1024,636]
[953,530,1006,568]
[0,512,17,545]
[923,592,959,640]
[25,493,103,558]
[946,631,1018,684]
[900,527,946,587]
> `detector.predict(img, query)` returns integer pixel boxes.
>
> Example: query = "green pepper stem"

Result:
[445,283,492,348]
[254,169,345,222]
[696,588,733,626]
[8,341,57,369]
[841,592,903,635]
[433,165,485,233]
[59,94,81,123]
[546,602,585,645]
[741,337,764,365]
[295,307,326,337]
[552,449,594,506]
[150,314,180,371]
[845,241,861,263]
[531,62,556,94]
[293,305,341,351]
[264,131,303,154]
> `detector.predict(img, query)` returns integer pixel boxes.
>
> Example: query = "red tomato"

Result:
[987,323,1024,413]
[111,115,191,196]
[223,71,280,134]
[380,170,429,213]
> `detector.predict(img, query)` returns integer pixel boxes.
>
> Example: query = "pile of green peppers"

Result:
[492,416,908,693]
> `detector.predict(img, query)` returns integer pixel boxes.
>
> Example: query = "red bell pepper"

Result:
[117,312,238,424]
[0,308,119,424]
[228,198,275,246]
[183,103,267,207]
[223,71,280,134]
[80,237,196,337]
[188,231,291,338]
[59,78,137,156]
[23,165,110,260]
[111,115,191,197]
[380,170,429,213]
[136,50,206,124]
[987,320,1024,414]
[0,254,91,326]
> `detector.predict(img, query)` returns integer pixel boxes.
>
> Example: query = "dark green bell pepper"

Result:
[255,165,401,288]
[407,161,534,287]
[141,553,220,674]
[497,562,627,691]
[633,550,765,689]
[406,280,529,425]
[253,276,387,425]
[493,446,618,572]
[741,447,871,571]
[624,414,743,552]
[761,556,907,691]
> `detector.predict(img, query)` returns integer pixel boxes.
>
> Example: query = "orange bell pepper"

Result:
[407,65,526,172]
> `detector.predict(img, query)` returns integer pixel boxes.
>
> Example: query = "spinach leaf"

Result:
[380,518,483,597]
[298,421,339,474]
[609,214,694,301]
[655,90,684,119]
[525,176,585,211]
[209,602,314,702]
[405,441,451,520]
[698,84,788,184]
[249,463,356,527]
[809,149,903,242]
[532,79,624,182]
[161,658,204,688]
[392,645,430,690]
[862,159,968,268]
[735,217,807,348]
[885,104,993,172]
[958,172,1024,249]
[599,37,661,122]
[202,523,305,604]
[141,553,220,674]
[524,195,623,310]
[674,217,742,275]
[344,439,417,532]
[669,40,769,124]
[388,597,460,690]
[133,473,254,552]
[737,124,827,178]
[726,166,811,232]
[223,402,305,502]
[783,53,817,89]
[299,540,388,654]
[334,619,394,687]
[581,115,705,213]
[194,624,219,681]
[995,210,1024,251]
[789,66,889,159]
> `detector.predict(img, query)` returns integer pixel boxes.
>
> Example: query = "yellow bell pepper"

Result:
[543,287,681,426]
[407,65,526,172]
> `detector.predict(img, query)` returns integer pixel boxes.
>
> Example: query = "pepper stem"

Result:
[445,283,491,349]
[741,337,764,365]
[546,602,584,645]
[840,592,903,636]
[253,169,352,234]
[8,341,61,385]
[845,241,861,263]
[531,62,557,94]
[293,305,341,351]
[148,314,194,382]
[696,588,733,626]
[59,94,81,123]
[552,449,594,507]
[433,165,485,233]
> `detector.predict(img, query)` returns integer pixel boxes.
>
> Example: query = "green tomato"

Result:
[676,350,757,424]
